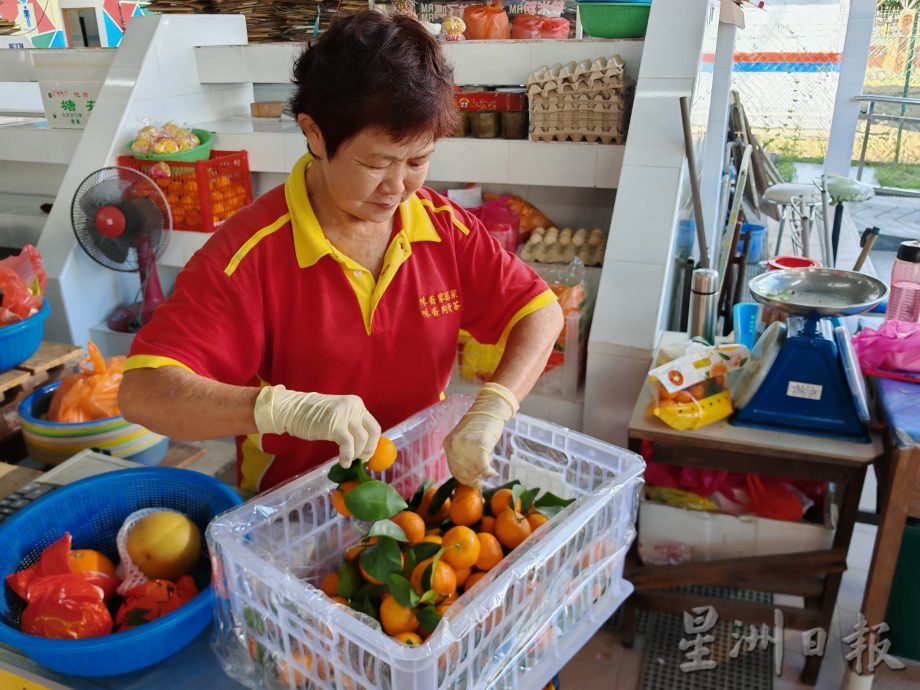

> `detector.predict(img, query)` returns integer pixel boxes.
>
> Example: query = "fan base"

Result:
[107,303,143,333]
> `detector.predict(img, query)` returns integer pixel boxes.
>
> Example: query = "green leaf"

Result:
[534,491,576,517]
[511,484,526,510]
[417,605,442,633]
[337,561,360,600]
[351,590,378,621]
[344,480,408,521]
[421,561,433,592]
[366,519,408,542]
[328,463,358,485]
[387,573,420,609]
[718,352,731,360]
[408,480,432,511]
[356,582,388,600]
[328,461,371,485]
[520,487,540,513]
[359,537,404,584]
[408,542,441,563]
[427,478,458,518]
[242,606,265,634]
[482,480,520,502]
[403,548,417,579]
[419,589,438,605]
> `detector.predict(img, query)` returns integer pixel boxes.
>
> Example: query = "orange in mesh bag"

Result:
[48,342,125,423]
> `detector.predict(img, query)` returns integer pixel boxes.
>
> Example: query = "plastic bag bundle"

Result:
[0,244,47,326]
[511,15,570,39]
[463,1,511,39]
[48,342,126,423]
[852,320,920,374]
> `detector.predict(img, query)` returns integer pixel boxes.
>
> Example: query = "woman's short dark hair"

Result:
[290,12,457,158]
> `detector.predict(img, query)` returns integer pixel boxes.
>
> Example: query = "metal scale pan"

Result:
[732,268,887,441]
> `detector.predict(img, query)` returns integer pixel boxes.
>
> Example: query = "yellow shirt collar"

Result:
[284,153,441,269]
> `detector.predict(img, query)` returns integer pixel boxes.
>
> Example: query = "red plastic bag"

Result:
[463,2,511,39]
[469,201,520,253]
[48,341,125,423]
[5,533,120,602]
[115,576,199,631]
[0,245,46,326]
[20,574,113,639]
[511,14,570,39]
[482,194,554,239]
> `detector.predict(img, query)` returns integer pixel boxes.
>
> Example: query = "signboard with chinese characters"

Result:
[39,82,100,129]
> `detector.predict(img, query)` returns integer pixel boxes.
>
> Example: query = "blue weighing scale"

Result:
[731,268,888,442]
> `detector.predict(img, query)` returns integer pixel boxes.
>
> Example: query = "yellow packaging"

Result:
[646,344,749,431]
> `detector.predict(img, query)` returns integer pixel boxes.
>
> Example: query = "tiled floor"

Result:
[560,467,920,690]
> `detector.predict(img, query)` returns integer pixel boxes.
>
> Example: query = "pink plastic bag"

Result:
[469,200,520,253]
[852,320,920,373]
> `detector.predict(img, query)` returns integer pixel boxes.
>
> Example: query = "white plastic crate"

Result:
[207,396,643,690]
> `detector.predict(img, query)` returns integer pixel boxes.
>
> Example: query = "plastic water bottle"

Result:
[885,240,920,322]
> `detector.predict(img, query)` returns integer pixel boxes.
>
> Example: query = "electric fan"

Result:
[70,167,172,333]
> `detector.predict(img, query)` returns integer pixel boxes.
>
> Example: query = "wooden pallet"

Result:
[0,341,85,439]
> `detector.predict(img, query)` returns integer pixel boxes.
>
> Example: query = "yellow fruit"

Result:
[380,594,419,636]
[126,510,201,581]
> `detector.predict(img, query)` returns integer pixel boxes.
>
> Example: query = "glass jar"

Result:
[501,110,527,139]
[470,111,500,139]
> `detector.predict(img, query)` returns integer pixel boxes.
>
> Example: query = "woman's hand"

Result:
[443,382,517,486]
[254,385,381,467]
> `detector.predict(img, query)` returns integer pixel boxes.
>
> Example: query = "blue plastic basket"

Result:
[0,467,243,676]
[0,300,49,372]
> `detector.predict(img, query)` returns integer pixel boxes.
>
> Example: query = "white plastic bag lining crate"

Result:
[207,396,644,690]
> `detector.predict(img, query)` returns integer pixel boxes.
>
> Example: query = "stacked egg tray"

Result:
[527,56,633,145]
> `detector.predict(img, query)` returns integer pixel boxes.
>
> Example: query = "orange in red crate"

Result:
[117,150,252,233]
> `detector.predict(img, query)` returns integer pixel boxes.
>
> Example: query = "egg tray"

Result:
[531,118,626,137]
[526,78,632,101]
[531,111,628,130]
[530,126,625,145]
[526,56,626,92]
[519,227,607,267]
[530,95,630,116]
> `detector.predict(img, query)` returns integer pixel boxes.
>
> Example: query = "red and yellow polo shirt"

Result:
[126,153,555,492]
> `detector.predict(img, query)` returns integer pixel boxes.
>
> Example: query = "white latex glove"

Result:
[253,385,381,468]
[444,382,519,487]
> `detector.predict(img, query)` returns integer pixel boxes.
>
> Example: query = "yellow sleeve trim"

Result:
[418,198,471,236]
[224,213,291,276]
[498,288,558,346]
[123,354,195,374]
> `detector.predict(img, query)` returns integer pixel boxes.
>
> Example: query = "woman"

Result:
[118,11,563,494]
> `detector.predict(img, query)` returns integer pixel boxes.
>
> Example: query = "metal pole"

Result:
[679,96,711,269]
[895,9,920,164]
[856,99,874,181]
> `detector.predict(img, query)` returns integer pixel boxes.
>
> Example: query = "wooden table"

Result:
[844,378,920,690]
[626,389,882,685]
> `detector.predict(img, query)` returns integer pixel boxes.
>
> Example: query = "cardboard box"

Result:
[638,495,835,564]
[32,50,111,129]
[456,91,526,112]
[38,81,101,129]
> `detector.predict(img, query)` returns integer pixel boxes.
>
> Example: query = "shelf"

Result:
[0,193,52,247]
[199,117,623,187]
[194,39,645,86]
[0,119,80,164]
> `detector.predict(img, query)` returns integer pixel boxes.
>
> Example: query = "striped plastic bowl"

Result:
[18,381,168,466]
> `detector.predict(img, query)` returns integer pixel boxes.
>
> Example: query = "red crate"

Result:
[117,150,253,233]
